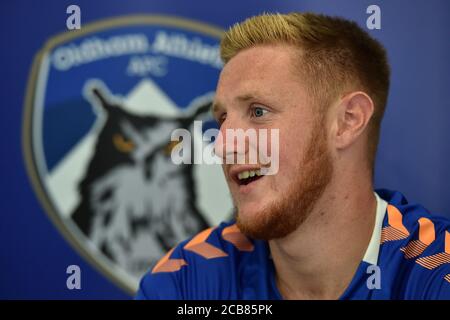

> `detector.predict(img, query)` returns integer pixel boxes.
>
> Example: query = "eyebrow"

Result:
[236,94,258,102]
[212,93,261,115]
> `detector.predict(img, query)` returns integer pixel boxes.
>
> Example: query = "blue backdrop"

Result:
[0,0,449,299]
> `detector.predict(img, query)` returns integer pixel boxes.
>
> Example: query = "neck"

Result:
[269,167,377,300]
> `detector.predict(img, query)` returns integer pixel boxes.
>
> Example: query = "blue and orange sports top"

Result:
[136,189,450,299]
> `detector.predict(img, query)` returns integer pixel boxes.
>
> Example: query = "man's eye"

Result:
[252,106,268,118]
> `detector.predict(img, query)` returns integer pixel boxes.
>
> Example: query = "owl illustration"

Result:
[72,81,211,277]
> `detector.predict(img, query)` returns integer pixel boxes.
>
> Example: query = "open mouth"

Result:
[235,169,264,186]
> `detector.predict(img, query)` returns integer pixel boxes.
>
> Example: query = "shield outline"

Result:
[22,14,224,295]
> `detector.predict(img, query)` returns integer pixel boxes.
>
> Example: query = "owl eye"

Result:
[164,138,182,156]
[113,134,135,153]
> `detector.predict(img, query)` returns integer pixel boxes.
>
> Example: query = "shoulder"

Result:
[376,189,450,299]
[135,221,259,299]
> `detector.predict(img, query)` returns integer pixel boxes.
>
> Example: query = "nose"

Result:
[214,116,250,164]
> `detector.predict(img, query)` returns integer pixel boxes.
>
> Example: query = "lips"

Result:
[239,174,263,186]
[229,166,264,186]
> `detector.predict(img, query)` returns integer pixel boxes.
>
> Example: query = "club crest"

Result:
[22,15,232,294]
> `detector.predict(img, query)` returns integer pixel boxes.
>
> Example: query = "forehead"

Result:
[215,44,309,106]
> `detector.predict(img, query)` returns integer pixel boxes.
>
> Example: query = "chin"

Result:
[236,199,267,219]
[236,207,257,224]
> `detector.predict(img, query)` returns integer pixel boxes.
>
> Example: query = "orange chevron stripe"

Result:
[184,227,228,259]
[446,231,450,253]
[381,226,409,243]
[152,248,187,274]
[416,252,450,270]
[399,218,436,259]
[415,231,450,271]
[222,224,254,252]
[400,240,428,259]
[418,218,435,245]
[445,274,450,283]
[387,204,410,235]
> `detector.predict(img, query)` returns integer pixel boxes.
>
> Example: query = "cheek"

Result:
[278,127,308,169]
[280,125,298,153]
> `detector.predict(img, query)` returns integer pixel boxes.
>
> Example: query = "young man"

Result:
[136,12,450,299]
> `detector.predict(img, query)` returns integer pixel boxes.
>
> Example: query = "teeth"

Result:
[237,170,262,180]
[239,171,249,179]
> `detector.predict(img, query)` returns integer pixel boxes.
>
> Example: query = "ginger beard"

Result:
[235,116,334,240]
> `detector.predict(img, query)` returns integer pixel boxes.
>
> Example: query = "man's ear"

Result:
[334,91,374,150]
